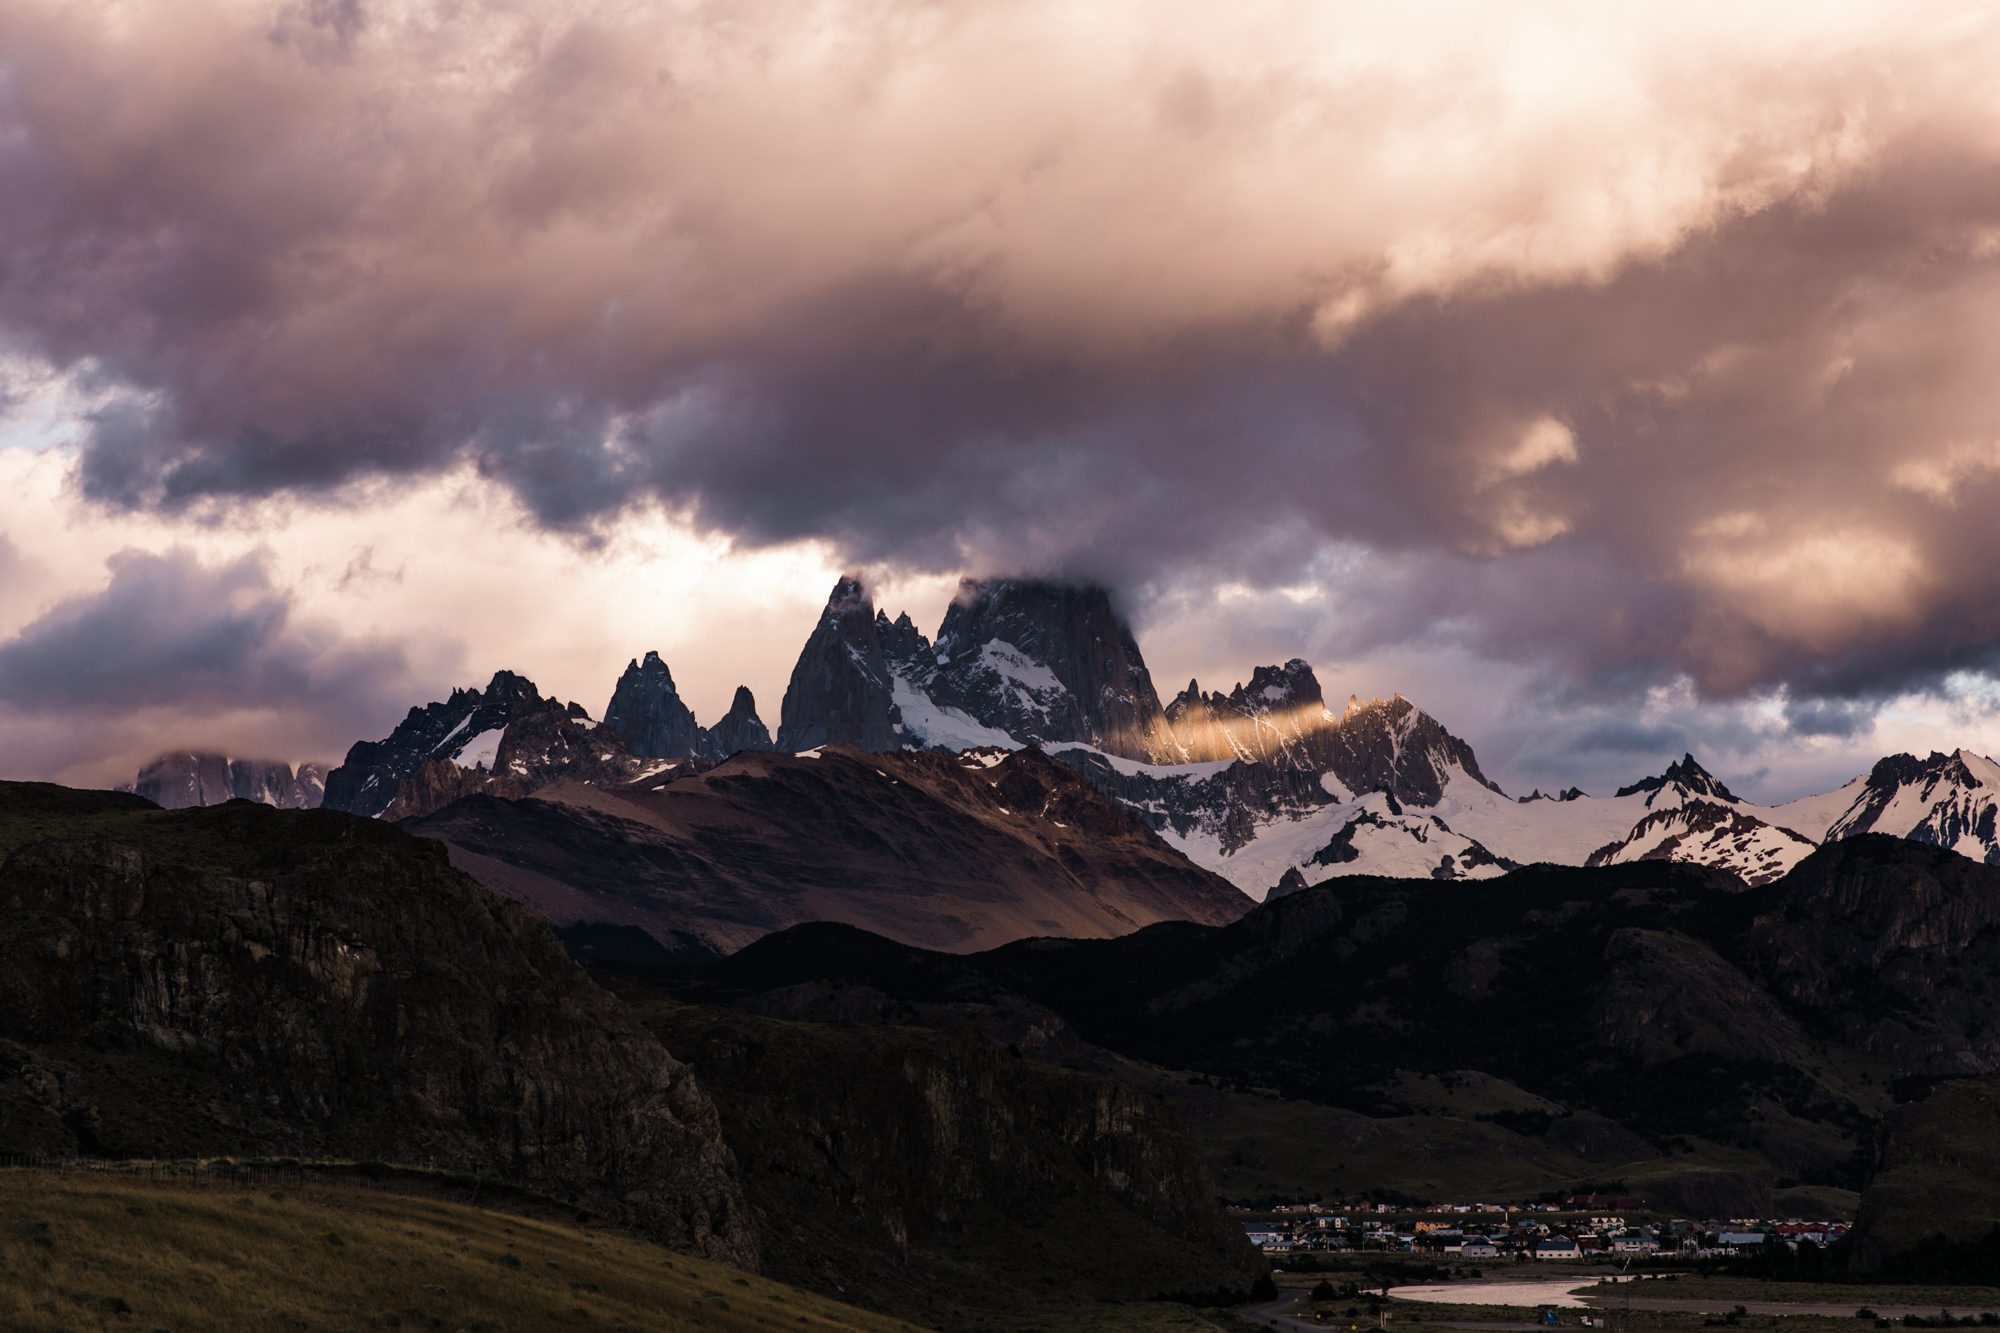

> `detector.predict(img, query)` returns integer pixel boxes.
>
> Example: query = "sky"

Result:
[6,0,2000,800]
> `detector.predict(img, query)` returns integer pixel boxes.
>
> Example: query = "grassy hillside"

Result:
[0,1169,916,1333]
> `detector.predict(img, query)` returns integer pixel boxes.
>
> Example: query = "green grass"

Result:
[0,1169,923,1333]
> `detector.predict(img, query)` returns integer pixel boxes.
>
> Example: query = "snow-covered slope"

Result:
[1582,800,1818,885]
[1821,750,2000,864]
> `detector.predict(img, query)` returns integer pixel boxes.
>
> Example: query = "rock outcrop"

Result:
[0,786,757,1268]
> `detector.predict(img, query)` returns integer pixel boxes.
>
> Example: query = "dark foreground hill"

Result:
[646,837,2000,1235]
[0,781,756,1265]
[403,744,1251,957]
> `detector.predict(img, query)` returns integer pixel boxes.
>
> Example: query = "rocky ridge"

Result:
[380,693,675,821]
[321,669,546,817]
[767,578,2000,895]
[660,837,2000,1218]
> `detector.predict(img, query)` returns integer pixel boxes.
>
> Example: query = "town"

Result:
[1236,1199,1849,1262]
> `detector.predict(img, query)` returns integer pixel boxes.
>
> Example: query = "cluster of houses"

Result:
[1237,1203,1849,1261]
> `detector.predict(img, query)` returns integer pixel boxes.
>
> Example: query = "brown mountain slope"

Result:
[401,744,1252,956]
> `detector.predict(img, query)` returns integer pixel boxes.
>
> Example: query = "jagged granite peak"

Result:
[776,577,905,753]
[705,685,775,757]
[923,577,1176,762]
[1825,748,2000,864]
[1614,753,1739,806]
[605,650,704,759]
[321,669,549,818]
[1519,786,1588,804]
[382,696,671,821]
[1163,658,1336,768]
[129,753,324,810]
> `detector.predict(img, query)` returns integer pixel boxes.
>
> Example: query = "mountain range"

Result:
[122,574,2000,920]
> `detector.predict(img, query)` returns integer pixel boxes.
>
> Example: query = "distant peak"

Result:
[824,574,872,614]
[624,651,676,688]
[483,669,543,703]
[1614,753,1737,803]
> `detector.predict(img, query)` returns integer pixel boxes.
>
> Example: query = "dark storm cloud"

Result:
[0,547,412,739]
[7,0,2000,716]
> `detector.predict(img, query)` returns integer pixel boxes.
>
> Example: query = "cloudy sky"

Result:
[6,0,2000,800]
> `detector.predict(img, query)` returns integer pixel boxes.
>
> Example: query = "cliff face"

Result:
[604,651,706,759]
[0,790,756,1269]
[705,686,775,757]
[1750,835,2000,1077]
[617,986,1262,1320]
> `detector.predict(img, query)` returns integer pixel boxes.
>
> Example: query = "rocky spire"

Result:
[704,685,775,757]
[775,577,905,752]
[604,651,704,759]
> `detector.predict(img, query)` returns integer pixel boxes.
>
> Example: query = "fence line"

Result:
[0,1155,468,1192]
[0,1154,577,1219]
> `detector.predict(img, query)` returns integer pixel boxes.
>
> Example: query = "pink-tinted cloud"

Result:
[6,0,2000,723]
